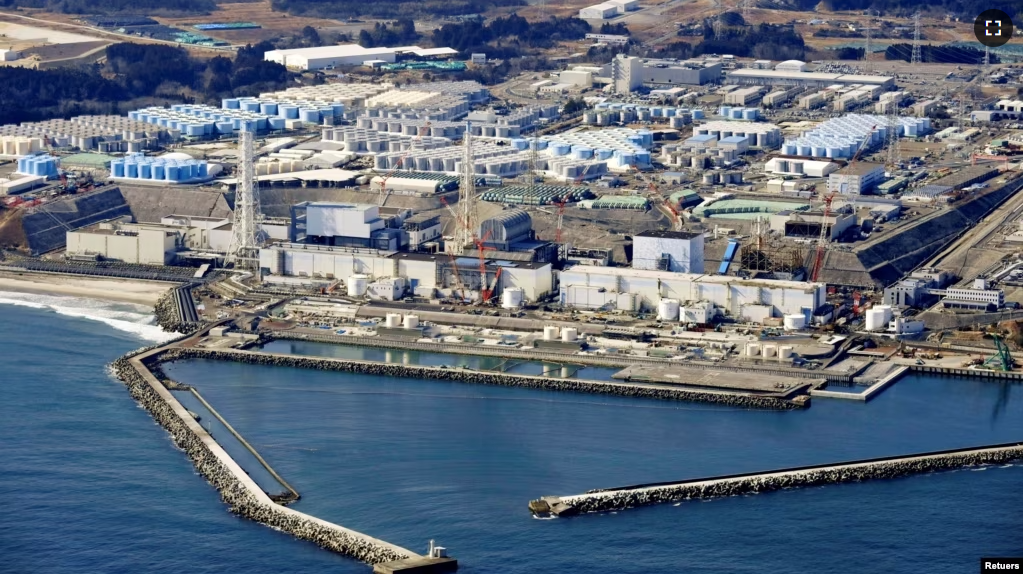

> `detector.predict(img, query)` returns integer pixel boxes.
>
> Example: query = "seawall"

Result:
[159,347,806,410]
[109,345,418,566]
[530,443,1022,516]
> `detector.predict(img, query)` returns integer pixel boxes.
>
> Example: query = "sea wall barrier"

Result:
[109,346,420,567]
[528,443,1023,517]
[158,347,806,410]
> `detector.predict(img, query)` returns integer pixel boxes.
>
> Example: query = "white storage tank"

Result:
[385,313,403,328]
[347,274,369,297]
[562,327,578,342]
[746,343,761,356]
[865,306,892,331]
[778,345,794,361]
[657,299,680,321]
[501,287,524,309]
[543,326,560,341]
[762,344,777,357]
[403,315,419,329]
[783,314,806,330]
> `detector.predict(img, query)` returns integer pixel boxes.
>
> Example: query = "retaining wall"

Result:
[161,347,805,410]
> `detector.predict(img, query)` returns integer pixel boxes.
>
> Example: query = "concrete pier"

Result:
[110,339,457,571]
[530,443,1022,517]
[810,366,909,401]
[159,346,808,410]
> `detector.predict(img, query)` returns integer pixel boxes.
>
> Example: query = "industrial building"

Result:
[558,265,826,319]
[290,202,409,251]
[763,158,838,177]
[634,59,723,87]
[725,69,895,89]
[579,0,638,19]
[585,33,629,45]
[827,162,885,195]
[66,220,183,265]
[770,209,857,241]
[723,87,763,106]
[913,99,940,117]
[692,121,783,149]
[264,45,459,70]
[632,230,705,273]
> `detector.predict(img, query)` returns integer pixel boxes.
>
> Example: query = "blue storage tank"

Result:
[172,104,185,112]
[742,109,758,120]
[126,163,139,178]
[139,163,152,179]
[637,130,653,147]
[266,117,285,130]
[299,108,319,123]
[231,118,243,130]
[798,145,812,156]
[214,122,233,134]
[730,109,743,119]
[571,146,593,159]
[260,103,278,116]
[627,135,643,147]
[280,105,299,119]
[17,158,27,174]
[595,148,613,160]
[783,143,797,155]
[165,165,180,182]
[692,109,705,120]
[185,124,204,137]
[550,143,570,156]
[111,160,125,178]
[241,101,260,112]
[331,103,345,117]
[153,164,165,180]
[197,162,208,178]
[651,107,663,117]
[529,139,548,151]
[635,151,651,165]
[511,138,528,150]
[664,108,675,117]
[255,118,268,131]
[319,106,334,118]
[242,120,257,132]
[718,106,731,117]
[618,152,635,166]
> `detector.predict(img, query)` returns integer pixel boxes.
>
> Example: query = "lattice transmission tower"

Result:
[227,127,263,272]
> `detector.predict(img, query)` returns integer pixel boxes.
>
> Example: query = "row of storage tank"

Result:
[2,136,43,156]
[131,106,273,136]
[542,325,579,342]
[717,107,761,121]
[744,343,795,362]
[782,114,931,159]
[479,186,592,205]
[383,313,422,330]
[224,98,347,125]
[700,171,744,185]
[110,154,210,182]
[15,154,60,177]
[593,103,705,119]
[584,109,696,127]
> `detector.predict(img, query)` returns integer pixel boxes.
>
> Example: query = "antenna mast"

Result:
[227,126,262,272]
[910,12,922,65]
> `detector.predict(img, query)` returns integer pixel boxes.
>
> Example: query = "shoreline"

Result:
[0,271,176,307]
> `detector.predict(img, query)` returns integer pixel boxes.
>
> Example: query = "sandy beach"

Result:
[0,271,174,306]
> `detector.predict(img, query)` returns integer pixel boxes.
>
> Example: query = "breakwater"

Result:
[109,345,425,568]
[529,443,1023,517]
[154,286,204,334]
[159,347,806,410]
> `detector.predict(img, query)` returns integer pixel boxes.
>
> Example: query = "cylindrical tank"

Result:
[543,326,560,341]
[657,299,680,321]
[762,344,777,357]
[562,327,578,342]
[778,346,794,361]
[746,343,761,356]
[501,288,524,309]
[865,308,886,331]
[385,313,402,328]
[783,314,806,330]
[347,274,369,297]
[403,315,419,329]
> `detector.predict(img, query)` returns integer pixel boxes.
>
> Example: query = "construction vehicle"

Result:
[981,333,1014,371]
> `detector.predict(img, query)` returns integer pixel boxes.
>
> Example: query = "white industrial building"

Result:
[725,69,896,89]
[66,221,182,265]
[632,230,705,273]
[265,45,401,69]
[0,48,19,61]
[764,158,838,177]
[579,0,638,19]
[259,245,554,302]
[774,60,808,72]
[558,265,825,319]
[828,162,885,195]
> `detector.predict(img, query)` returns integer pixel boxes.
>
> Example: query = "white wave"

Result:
[0,290,179,342]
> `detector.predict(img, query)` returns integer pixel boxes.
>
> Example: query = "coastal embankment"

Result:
[0,269,173,306]
[110,341,457,572]
[158,346,809,410]
[529,443,1023,517]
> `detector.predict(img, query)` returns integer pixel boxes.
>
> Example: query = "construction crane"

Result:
[439,195,469,252]
[445,249,468,303]
[554,195,569,243]
[810,129,875,282]
[982,334,1014,371]
[376,152,413,206]
[482,266,502,303]
[472,229,494,303]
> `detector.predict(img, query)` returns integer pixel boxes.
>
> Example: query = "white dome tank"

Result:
[543,326,560,341]
[778,346,794,361]
[385,313,402,328]
[403,315,419,329]
[347,274,369,297]
[501,288,524,309]
[783,314,806,330]
[657,299,680,321]
[865,308,887,331]
[762,344,777,357]
[746,343,761,356]
[562,327,578,342]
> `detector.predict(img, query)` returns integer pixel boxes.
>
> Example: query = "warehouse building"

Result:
[264,45,458,70]
[632,230,705,273]
[827,162,885,195]
[763,158,838,177]
[725,69,895,89]
[290,202,408,250]
[636,59,723,87]
[66,220,183,265]
[558,265,825,318]
[579,0,638,19]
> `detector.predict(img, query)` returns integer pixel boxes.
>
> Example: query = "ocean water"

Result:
[1,296,1021,573]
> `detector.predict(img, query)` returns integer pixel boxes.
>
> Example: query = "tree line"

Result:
[0,0,216,15]
[0,42,292,125]
[269,0,525,19]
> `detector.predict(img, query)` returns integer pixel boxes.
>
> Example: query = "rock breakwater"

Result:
[159,347,804,410]
[109,349,412,566]
[533,444,1023,516]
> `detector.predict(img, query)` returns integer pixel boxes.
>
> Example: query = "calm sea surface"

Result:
[1,296,1020,573]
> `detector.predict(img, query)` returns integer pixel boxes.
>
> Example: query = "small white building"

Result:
[470,53,487,65]
[828,162,885,195]
[632,230,705,274]
[764,158,838,178]
[579,2,619,19]
[0,49,20,61]
[66,221,181,265]
[774,60,807,72]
